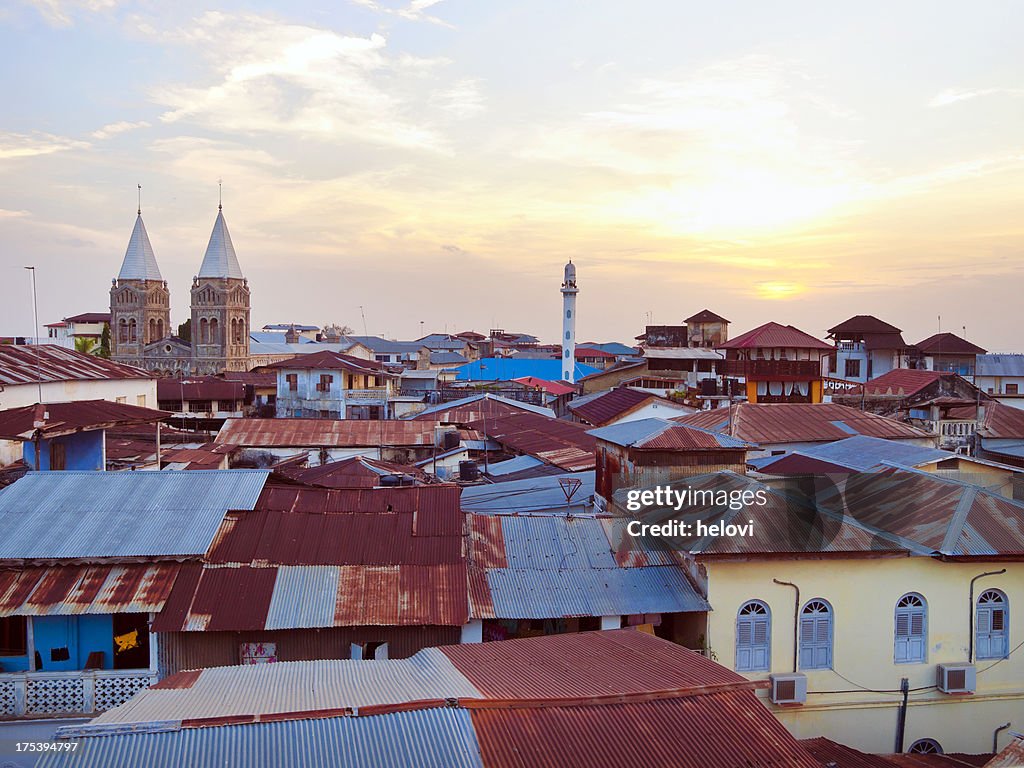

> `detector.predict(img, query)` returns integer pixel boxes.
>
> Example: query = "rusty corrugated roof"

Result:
[275,455,428,489]
[0,344,151,385]
[675,402,931,444]
[0,400,169,440]
[216,418,442,447]
[0,563,180,616]
[469,412,596,471]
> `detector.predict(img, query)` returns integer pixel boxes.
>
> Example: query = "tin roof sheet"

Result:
[862,369,949,397]
[568,388,680,427]
[717,321,832,351]
[675,402,931,444]
[460,473,595,515]
[588,417,752,449]
[914,332,987,356]
[0,470,268,561]
[275,455,428,489]
[412,393,555,422]
[93,650,482,725]
[455,358,599,382]
[0,344,151,386]
[468,412,596,471]
[0,400,169,440]
[216,418,441,447]
[754,434,952,473]
[979,402,1024,439]
[977,354,1024,377]
[48,708,484,768]
[0,562,180,616]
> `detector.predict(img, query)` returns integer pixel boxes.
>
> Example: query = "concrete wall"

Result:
[704,557,1024,754]
[23,431,104,471]
[32,615,114,672]
[0,378,156,412]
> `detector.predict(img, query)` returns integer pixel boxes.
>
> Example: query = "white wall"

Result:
[0,378,156,411]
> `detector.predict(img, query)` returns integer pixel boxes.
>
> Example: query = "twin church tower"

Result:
[110,199,251,375]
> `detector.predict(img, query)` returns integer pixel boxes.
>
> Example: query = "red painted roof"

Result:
[801,738,897,767]
[469,412,596,471]
[156,377,246,401]
[0,400,169,440]
[574,347,615,359]
[675,403,930,445]
[862,368,948,397]
[827,314,903,336]
[915,332,987,356]
[717,321,832,351]
[510,377,576,396]
[264,350,394,375]
[64,312,111,324]
[685,309,730,324]
[276,455,428,489]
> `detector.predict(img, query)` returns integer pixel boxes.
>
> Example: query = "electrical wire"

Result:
[977,638,1024,675]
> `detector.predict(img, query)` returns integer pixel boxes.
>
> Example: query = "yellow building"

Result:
[622,467,1024,755]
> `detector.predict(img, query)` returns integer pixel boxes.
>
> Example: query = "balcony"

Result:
[837,342,866,353]
[0,668,154,717]
[720,359,821,380]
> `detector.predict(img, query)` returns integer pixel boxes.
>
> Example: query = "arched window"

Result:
[908,739,943,754]
[209,318,220,345]
[200,318,209,345]
[895,593,927,663]
[799,599,833,670]
[564,349,570,359]
[128,319,137,343]
[977,589,1009,660]
[566,309,571,318]
[118,319,128,343]
[230,318,237,344]
[565,331,570,340]
[736,600,770,672]
[157,319,164,339]
[148,318,156,343]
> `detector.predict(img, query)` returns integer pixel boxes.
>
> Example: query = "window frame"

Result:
[894,593,927,664]
[976,589,1009,660]
[799,598,834,671]
[735,600,771,672]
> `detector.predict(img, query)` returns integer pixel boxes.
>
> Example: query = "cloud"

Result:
[0,132,89,159]
[0,209,30,219]
[349,0,452,27]
[929,87,1024,107]
[91,120,151,140]
[24,0,119,27]
[150,12,469,151]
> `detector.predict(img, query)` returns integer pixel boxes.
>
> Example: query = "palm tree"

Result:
[74,336,99,356]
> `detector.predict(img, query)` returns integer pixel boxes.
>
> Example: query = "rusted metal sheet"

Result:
[184,566,278,632]
[675,402,931,444]
[469,516,506,570]
[275,455,428,489]
[0,563,181,616]
[0,344,150,386]
[0,400,169,440]
[469,691,822,768]
[335,564,468,626]
[215,418,442,447]
[469,412,596,471]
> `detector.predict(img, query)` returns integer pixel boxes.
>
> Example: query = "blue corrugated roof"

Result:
[759,435,952,472]
[587,418,752,449]
[484,455,545,477]
[43,708,484,768]
[0,470,269,560]
[460,472,595,515]
[455,358,598,382]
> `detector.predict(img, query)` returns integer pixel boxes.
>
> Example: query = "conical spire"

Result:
[197,208,244,279]
[117,213,163,281]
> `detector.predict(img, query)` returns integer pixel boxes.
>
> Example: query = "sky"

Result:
[1,1,1023,349]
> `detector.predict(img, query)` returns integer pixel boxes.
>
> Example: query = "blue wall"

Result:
[33,615,114,671]
[22,431,104,471]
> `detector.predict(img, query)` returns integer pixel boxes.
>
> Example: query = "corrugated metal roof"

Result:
[862,368,948,397]
[0,344,151,386]
[216,418,442,447]
[265,565,339,629]
[484,455,544,477]
[469,412,596,471]
[675,402,931,444]
[412,393,555,422]
[483,565,707,618]
[755,434,952,472]
[0,470,268,560]
[0,562,180,616]
[460,473,595,515]
[588,417,752,449]
[93,650,482,725]
[0,400,168,440]
[470,691,821,768]
[469,514,708,619]
[197,209,244,279]
[801,738,898,768]
[569,388,684,427]
[275,455,428,489]
[641,347,724,360]
[979,402,1024,439]
[117,213,163,281]
[46,708,484,768]
[915,332,987,356]
[441,629,745,698]
[977,354,1024,377]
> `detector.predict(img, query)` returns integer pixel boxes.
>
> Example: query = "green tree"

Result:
[98,323,111,358]
[74,336,99,356]
[178,318,191,343]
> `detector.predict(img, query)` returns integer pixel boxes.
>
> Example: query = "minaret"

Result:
[110,189,170,366]
[191,190,251,374]
[561,260,578,382]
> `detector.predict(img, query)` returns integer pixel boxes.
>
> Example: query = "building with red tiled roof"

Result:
[716,322,832,403]
[827,314,909,383]
[913,332,987,378]
[568,386,693,427]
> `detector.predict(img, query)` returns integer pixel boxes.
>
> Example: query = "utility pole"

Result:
[25,266,43,404]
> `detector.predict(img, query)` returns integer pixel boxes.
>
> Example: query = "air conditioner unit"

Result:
[769,673,807,705]
[936,663,976,694]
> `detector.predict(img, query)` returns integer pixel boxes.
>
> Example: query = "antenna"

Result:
[359,305,368,337]
[558,476,583,518]
[24,266,42,404]
[218,178,223,211]
[137,184,142,215]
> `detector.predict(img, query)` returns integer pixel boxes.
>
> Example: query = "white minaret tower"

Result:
[561,259,578,382]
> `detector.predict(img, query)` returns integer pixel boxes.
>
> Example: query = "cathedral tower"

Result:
[110,209,171,366]
[190,203,250,373]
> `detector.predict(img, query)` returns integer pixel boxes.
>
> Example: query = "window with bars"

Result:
[735,601,770,672]
[895,593,927,663]
[799,599,833,670]
[977,589,1009,660]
